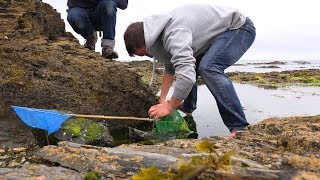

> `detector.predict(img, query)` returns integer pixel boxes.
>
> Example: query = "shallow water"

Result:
[162,60,320,138]
[186,84,320,138]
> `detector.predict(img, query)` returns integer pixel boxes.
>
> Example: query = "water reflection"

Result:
[170,84,320,138]
[156,61,320,138]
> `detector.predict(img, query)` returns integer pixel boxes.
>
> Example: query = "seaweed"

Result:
[132,140,236,180]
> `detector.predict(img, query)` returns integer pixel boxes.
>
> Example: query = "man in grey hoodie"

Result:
[124,3,256,136]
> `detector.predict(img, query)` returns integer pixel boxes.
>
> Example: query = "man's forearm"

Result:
[160,73,183,110]
[168,96,183,110]
[159,72,175,103]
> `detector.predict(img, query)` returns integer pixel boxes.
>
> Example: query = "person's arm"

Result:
[148,71,178,120]
[164,27,196,101]
[149,28,196,120]
[160,75,183,113]
[159,72,174,104]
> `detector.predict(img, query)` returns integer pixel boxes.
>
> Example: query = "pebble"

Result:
[180,142,188,149]
[271,154,280,159]
[34,175,46,180]
[12,147,26,154]
[0,149,5,154]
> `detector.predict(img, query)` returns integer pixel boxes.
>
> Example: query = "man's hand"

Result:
[149,96,183,121]
[148,103,173,121]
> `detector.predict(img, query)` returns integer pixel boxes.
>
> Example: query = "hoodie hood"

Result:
[143,14,172,55]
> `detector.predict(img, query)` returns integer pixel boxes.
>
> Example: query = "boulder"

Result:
[0,0,158,147]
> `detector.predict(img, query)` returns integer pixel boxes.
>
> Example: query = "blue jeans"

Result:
[182,18,256,132]
[67,0,117,43]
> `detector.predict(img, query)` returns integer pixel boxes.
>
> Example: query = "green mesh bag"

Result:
[155,110,190,133]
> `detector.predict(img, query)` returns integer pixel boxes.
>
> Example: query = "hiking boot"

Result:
[84,35,97,50]
[177,103,193,116]
[102,46,118,59]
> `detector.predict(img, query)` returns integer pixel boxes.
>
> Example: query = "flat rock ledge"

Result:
[31,138,319,180]
[1,115,319,179]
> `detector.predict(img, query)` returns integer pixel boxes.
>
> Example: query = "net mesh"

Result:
[155,110,190,133]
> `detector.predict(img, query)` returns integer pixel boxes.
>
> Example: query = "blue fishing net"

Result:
[12,106,71,134]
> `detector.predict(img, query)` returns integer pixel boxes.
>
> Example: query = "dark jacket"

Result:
[67,0,128,10]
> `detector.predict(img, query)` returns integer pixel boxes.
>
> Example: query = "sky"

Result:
[43,0,320,62]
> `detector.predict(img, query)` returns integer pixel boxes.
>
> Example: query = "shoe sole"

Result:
[84,45,95,51]
[103,53,118,59]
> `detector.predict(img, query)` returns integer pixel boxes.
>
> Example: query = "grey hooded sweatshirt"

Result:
[143,3,246,100]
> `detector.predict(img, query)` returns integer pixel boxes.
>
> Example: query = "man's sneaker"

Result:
[177,103,193,116]
[84,35,97,50]
[229,130,244,138]
[102,46,119,59]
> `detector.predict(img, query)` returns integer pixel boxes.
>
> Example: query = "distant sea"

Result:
[228,59,320,73]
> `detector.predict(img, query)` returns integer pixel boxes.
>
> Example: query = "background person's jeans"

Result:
[67,0,117,42]
[180,55,202,113]
[182,18,256,132]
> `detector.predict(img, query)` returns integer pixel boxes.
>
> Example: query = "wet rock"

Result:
[34,128,320,179]
[0,146,31,168]
[3,113,318,178]
[35,141,178,178]
[256,65,280,69]
[202,166,318,180]
[283,155,320,172]
[128,127,154,142]
[231,157,267,169]
[293,60,311,65]
[30,118,115,147]
[2,115,320,179]
[227,69,320,88]
[0,164,83,179]
[247,61,287,65]
[54,117,115,147]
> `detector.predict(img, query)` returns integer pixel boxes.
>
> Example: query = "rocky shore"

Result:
[1,115,319,179]
[0,0,319,179]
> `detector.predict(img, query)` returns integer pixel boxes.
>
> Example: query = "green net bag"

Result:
[155,110,190,133]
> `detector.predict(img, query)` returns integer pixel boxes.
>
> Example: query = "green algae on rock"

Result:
[55,117,114,147]
[290,76,320,85]
[227,69,320,88]
[84,171,101,180]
